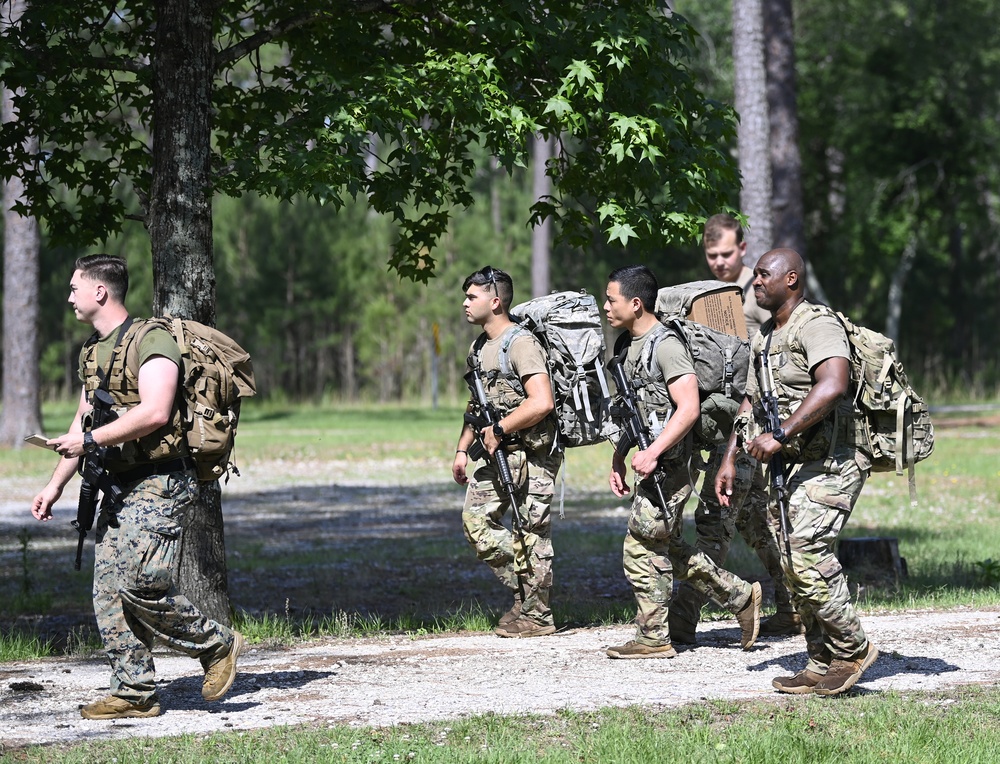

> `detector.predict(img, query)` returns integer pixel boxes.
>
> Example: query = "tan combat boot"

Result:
[81,695,161,720]
[202,631,246,701]
[606,641,678,659]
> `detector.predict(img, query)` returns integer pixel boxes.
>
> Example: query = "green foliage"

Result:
[974,558,1000,587]
[0,1,739,281]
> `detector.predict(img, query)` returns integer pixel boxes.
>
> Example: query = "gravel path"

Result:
[2,608,998,749]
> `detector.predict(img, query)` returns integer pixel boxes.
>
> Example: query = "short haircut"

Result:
[463,266,514,311]
[608,265,658,313]
[74,253,129,303]
[702,213,744,248]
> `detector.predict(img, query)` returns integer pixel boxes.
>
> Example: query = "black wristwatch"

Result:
[771,427,789,445]
[83,431,98,454]
[493,422,506,439]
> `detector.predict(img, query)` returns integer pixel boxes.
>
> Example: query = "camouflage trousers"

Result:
[462,448,563,625]
[93,471,235,703]
[773,448,871,672]
[670,449,791,632]
[623,461,753,647]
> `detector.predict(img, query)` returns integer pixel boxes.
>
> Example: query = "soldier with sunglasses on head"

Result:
[452,266,562,638]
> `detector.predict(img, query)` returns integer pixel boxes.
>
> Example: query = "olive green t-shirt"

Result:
[78,321,181,384]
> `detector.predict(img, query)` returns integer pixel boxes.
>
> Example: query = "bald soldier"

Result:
[716,248,879,696]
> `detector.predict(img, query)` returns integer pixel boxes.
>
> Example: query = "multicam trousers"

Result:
[774,448,871,672]
[670,449,791,631]
[462,448,562,626]
[93,471,235,703]
[624,461,753,647]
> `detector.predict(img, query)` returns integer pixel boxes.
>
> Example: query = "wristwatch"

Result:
[771,427,789,445]
[83,431,98,454]
[492,422,506,439]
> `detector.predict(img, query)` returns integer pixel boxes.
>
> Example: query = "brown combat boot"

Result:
[606,641,678,659]
[498,594,523,627]
[81,695,161,720]
[202,631,245,701]
[812,643,879,696]
[772,669,825,695]
[494,616,556,638]
[734,582,762,650]
[759,610,804,637]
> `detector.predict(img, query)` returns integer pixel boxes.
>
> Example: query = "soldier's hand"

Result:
[49,432,85,459]
[746,433,782,464]
[452,452,469,485]
[31,486,61,521]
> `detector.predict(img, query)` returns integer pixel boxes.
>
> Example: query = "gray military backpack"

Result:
[652,281,751,448]
[504,290,614,449]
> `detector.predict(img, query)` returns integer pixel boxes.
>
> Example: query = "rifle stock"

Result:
[605,354,671,512]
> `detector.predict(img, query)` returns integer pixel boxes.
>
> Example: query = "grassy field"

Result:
[6,686,1000,763]
[2,401,999,760]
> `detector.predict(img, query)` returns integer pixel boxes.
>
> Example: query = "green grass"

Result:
[8,687,1000,763]
[0,631,53,661]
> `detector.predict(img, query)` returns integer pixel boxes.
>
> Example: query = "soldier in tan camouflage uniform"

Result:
[603,265,761,659]
[453,266,562,638]
[31,254,244,719]
[670,214,800,644]
[716,248,879,696]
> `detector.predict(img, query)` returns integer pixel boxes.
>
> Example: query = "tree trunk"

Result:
[531,134,553,298]
[0,0,43,447]
[732,0,772,266]
[886,232,917,347]
[149,0,229,624]
[762,0,829,305]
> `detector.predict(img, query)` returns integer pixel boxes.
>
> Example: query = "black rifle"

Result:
[755,348,794,564]
[606,352,670,512]
[73,388,123,570]
[463,367,531,597]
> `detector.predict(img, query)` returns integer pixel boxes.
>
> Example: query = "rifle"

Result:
[463,367,531,596]
[605,352,670,512]
[72,388,123,570]
[755,348,794,564]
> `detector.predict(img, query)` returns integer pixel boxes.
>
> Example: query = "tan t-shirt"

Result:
[625,325,696,386]
[78,322,181,384]
[746,303,850,400]
[474,330,549,381]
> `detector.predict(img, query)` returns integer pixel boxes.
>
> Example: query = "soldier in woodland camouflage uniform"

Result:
[452,266,562,638]
[670,214,799,643]
[716,248,879,696]
[31,254,244,719]
[603,265,761,659]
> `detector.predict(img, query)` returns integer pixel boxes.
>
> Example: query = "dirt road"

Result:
[2,608,998,749]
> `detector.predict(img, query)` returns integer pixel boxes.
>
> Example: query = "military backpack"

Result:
[834,311,934,502]
[123,317,256,482]
[650,281,751,448]
[500,290,614,449]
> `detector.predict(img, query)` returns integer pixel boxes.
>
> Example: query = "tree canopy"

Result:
[0,1,739,281]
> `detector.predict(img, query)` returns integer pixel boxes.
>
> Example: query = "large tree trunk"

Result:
[732,0,772,266]
[150,0,230,624]
[0,0,43,447]
[763,0,829,305]
[531,134,553,298]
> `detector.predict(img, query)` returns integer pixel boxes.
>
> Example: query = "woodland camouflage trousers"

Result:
[462,448,563,626]
[93,471,235,703]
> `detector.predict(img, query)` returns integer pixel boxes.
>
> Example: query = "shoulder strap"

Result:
[93,316,136,394]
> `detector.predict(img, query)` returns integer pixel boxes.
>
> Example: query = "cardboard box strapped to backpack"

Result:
[652,280,751,448]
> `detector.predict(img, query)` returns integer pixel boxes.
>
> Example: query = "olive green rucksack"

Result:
[834,312,935,503]
[129,317,257,481]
